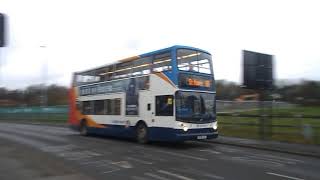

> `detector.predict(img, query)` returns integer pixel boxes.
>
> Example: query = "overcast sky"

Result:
[0,0,319,89]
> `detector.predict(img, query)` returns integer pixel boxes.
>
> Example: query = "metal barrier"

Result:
[216,100,294,113]
[217,112,320,144]
[0,105,68,122]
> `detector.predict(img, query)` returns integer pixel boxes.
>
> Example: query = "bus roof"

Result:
[76,45,211,74]
[140,45,211,57]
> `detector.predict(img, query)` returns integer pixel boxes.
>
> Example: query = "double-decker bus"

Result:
[69,45,218,143]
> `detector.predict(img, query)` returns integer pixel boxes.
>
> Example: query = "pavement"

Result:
[0,122,320,180]
[209,136,320,158]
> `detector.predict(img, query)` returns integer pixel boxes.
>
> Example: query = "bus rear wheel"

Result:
[80,120,89,136]
[136,123,148,144]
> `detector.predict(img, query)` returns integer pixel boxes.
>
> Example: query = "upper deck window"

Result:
[132,56,152,76]
[74,51,173,86]
[75,71,100,86]
[153,52,172,72]
[114,62,133,79]
[177,49,212,74]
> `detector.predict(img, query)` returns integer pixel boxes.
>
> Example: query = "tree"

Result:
[0,84,69,107]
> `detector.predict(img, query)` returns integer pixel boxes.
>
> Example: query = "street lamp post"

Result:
[40,45,47,107]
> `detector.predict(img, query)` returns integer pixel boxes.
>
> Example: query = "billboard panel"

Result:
[0,13,6,47]
[243,50,273,89]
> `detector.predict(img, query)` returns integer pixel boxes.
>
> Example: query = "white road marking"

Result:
[1,124,75,136]
[80,160,110,165]
[126,157,153,165]
[144,173,170,180]
[217,146,240,153]
[57,150,100,160]
[41,144,78,153]
[0,132,48,148]
[158,170,195,180]
[95,163,115,168]
[172,168,224,180]
[0,128,67,142]
[232,156,284,167]
[101,168,121,174]
[66,151,102,160]
[266,172,305,180]
[259,154,304,163]
[248,155,296,165]
[155,150,208,161]
[199,149,222,154]
[111,161,132,168]
[0,123,72,135]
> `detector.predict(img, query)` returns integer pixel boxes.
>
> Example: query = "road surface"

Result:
[0,122,319,180]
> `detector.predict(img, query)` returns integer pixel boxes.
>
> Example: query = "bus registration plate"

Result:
[197,135,207,140]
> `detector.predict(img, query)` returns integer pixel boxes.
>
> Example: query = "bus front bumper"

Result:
[175,131,218,141]
[148,127,218,142]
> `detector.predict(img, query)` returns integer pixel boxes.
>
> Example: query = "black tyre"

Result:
[136,123,148,144]
[80,120,89,136]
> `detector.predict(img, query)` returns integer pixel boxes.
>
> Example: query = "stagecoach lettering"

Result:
[112,120,127,125]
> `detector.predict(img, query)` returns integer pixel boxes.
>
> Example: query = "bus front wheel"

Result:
[136,123,148,144]
[80,120,89,136]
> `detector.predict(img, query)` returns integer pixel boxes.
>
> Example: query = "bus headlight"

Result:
[213,121,218,130]
[183,126,188,132]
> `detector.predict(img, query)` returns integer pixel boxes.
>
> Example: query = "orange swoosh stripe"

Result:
[154,72,176,88]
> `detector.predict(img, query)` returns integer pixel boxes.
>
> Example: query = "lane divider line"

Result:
[158,170,195,180]
[172,168,224,180]
[266,172,305,180]
[199,149,222,154]
[101,168,121,174]
[155,150,208,161]
[126,157,153,165]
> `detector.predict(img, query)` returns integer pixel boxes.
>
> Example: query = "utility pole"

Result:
[0,13,7,88]
[40,45,48,107]
[242,50,274,140]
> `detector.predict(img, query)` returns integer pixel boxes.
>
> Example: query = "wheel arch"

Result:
[135,120,148,128]
[80,118,87,126]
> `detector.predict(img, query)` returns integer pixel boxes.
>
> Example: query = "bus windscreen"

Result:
[175,91,216,123]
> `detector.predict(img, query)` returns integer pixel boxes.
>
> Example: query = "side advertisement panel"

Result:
[125,78,139,115]
[79,76,149,116]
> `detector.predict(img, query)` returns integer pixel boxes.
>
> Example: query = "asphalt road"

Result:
[0,122,319,180]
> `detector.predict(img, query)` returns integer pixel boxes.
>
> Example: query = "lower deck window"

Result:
[81,98,121,115]
[105,98,121,115]
[156,95,174,116]
[113,99,121,115]
[94,100,105,115]
[82,101,92,115]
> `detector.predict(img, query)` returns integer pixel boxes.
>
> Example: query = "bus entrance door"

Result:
[139,92,154,124]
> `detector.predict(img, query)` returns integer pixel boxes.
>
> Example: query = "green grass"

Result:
[217,106,320,144]
[237,106,320,116]
[218,115,320,144]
